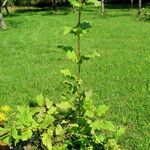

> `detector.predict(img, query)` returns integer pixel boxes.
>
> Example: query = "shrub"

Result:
[0,0,125,149]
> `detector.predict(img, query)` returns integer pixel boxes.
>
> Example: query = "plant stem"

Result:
[77,10,81,81]
[77,9,82,122]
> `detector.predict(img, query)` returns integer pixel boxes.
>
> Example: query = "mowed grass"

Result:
[0,5,150,150]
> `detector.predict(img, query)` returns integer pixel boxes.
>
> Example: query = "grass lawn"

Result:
[0,5,150,150]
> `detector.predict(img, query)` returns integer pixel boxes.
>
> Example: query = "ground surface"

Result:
[0,5,150,150]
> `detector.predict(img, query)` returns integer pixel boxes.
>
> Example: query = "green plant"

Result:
[0,94,125,149]
[141,8,150,20]
[0,0,125,150]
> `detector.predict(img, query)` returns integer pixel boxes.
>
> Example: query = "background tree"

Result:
[131,0,133,8]
[138,0,142,15]
[0,0,7,29]
[101,0,105,15]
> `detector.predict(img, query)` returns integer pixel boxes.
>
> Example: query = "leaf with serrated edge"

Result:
[64,27,72,35]
[66,51,78,62]
[116,127,125,139]
[35,94,44,107]
[56,125,64,136]
[61,69,72,77]
[96,105,109,117]
[42,133,52,150]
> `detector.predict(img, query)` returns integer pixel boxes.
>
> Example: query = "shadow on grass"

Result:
[6,19,24,28]
[106,4,149,9]
[14,7,71,16]
[106,13,132,18]
[106,4,133,9]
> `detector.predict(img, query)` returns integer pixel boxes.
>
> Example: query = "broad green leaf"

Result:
[61,69,72,77]
[42,133,52,150]
[40,115,55,129]
[47,106,57,115]
[85,90,93,99]
[94,0,101,7]
[96,105,109,117]
[35,94,44,107]
[71,27,82,36]
[45,98,53,109]
[87,0,101,7]
[64,27,72,35]
[68,123,79,133]
[56,125,64,136]
[103,121,116,132]
[11,126,18,139]
[90,120,102,131]
[68,0,81,7]
[21,129,32,141]
[90,120,116,132]
[115,127,125,139]
[93,135,105,143]
[84,110,94,118]
[16,106,35,127]
[63,80,77,93]
[66,50,78,62]
[56,101,72,111]
[106,139,117,148]
[80,22,91,30]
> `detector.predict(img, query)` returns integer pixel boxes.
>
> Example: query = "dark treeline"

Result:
[11,0,150,6]
[12,0,69,6]
[107,0,149,4]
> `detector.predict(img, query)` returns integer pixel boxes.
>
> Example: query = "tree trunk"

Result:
[131,0,133,8]
[138,0,142,16]
[0,7,5,29]
[101,0,104,16]
[4,5,9,15]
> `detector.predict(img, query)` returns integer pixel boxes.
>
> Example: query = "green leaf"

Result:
[55,125,64,136]
[90,120,116,132]
[42,132,52,150]
[84,110,94,118]
[11,126,18,139]
[90,120,102,131]
[21,129,32,141]
[96,105,109,117]
[115,127,125,139]
[66,50,78,62]
[47,106,57,115]
[68,0,81,7]
[64,27,72,35]
[87,0,101,7]
[103,121,116,132]
[35,94,44,107]
[16,106,36,127]
[56,101,72,111]
[80,21,91,30]
[94,0,101,7]
[61,69,72,77]
[45,98,53,109]
[40,115,55,129]
[68,123,79,133]
[93,135,105,143]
